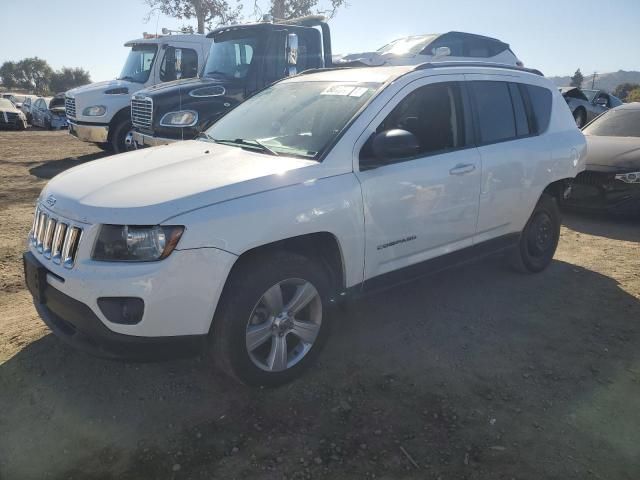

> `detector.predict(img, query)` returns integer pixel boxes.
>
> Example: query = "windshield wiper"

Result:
[213,138,279,156]
[196,131,215,142]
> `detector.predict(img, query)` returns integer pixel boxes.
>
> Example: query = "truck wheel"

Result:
[509,193,560,273]
[211,251,332,387]
[110,119,135,154]
[573,108,586,128]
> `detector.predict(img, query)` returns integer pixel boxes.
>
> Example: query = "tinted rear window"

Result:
[469,81,516,143]
[525,85,552,134]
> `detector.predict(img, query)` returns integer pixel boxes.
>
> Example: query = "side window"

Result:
[469,81,516,144]
[524,84,552,134]
[362,82,466,164]
[465,38,492,58]
[426,34,464,56]
[160,47,199,82]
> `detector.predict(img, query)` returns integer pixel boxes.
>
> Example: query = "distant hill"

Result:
[548,70,640,93]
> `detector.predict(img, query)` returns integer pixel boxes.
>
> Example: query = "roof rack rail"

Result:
[414,62,544,76]
[297,63,371,76]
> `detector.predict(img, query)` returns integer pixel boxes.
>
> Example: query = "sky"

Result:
[1,0,639,82]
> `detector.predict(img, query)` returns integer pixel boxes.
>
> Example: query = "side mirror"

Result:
[286,33,299,76]
[432,46,451,58]
[363,129,420,168]
[595,97,607,107]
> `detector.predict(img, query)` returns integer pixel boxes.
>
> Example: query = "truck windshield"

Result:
[118,44,158,83]
[203,81,380,159]
[204,36,258,79]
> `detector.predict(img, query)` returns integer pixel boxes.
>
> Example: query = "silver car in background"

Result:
[31,96,68,129]
[560,87,623,128]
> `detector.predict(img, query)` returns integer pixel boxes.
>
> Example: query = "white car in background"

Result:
[335,31,524,67]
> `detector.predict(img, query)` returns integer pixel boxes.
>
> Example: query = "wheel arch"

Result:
[229,232,347,297]
[107,106,132,142]
[543,178,573,203]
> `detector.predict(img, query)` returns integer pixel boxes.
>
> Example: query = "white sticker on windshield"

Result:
[321,85,356,96]
[349,87,369,97]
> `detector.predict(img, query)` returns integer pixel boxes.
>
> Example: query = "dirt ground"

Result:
[1,130,639,480]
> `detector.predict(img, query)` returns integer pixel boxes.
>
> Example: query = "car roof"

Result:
[287,62,544,84]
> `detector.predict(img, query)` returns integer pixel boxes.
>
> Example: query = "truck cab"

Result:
[131,16,332,148]
[65,33,211,152]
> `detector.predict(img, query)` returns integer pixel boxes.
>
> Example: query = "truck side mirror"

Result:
[287,33,299,76]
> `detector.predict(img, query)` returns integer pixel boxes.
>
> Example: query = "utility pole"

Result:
[591,71,598,89]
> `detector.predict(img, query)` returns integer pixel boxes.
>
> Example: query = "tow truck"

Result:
[65,32,211,152]
[131,15,332,147]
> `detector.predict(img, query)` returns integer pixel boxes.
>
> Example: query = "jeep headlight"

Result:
[83,105,106,116]
[92,225,184,262]
[160,110,198,127]
[615,172,640,184]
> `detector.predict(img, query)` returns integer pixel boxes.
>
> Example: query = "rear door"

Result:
[466,76,549,242]
[355,76,481,280]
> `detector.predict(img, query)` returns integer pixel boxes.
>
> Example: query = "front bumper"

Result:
[25,252,206,360]
[24,232,238,358]
[68,120,109,143]
[566,171,640,216]
[132,130,177,148]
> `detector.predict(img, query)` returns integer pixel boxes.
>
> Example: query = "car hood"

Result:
[584,135,640,172]
[137,77,211,95]
[66,79,138,97]
[40,140,321,225]
[0,105,21,113]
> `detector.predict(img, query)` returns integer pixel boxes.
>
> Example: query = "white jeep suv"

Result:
[24,63,586,386]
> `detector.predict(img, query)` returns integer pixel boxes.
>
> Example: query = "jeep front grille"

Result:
[131,95,153,130]
[30,205,82,269]
[65,97,76,118]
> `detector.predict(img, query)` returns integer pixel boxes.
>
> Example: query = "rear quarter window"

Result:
[525,85,552,134]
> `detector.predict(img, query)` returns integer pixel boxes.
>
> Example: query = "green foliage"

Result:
[570,69,584,88]
[627,88,640,103]
[269,0,346,19]
[0,58,91,95]
[50,67,92,95]
[613,83,640,101]
[145,0,243,33]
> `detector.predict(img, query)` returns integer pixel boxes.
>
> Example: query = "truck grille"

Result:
[65,97,76,118]
[0,111,18,126]
[131,95,153,130]
[30,205,83,269]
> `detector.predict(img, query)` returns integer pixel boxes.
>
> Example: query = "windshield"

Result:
[204,36,258,79]
[118,44,158,83]
[50,97,65,108]
[377,34,438,56]
[204,81,380,159]
[581,89,598,102]
[583,109,640,137]
[10,95,26,103]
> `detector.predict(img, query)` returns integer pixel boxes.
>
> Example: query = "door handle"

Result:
[449,163,476,175]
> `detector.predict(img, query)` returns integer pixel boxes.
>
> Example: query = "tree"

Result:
[50,67,91,94]
[145,0,243,34]
[0,61,20,89]
[613,83,640,102]
[268,0,346,19]
[570,69,584,88]
[11,58,53,95]
[627,88,640,103]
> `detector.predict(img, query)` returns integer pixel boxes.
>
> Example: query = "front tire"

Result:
[510,193,561,273]
[211,251,332,387]
[110,118,134,153]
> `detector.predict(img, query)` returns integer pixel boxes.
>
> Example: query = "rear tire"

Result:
[509,193,560,273]
[210,251,333,387]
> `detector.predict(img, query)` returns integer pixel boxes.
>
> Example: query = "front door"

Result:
[355,77,481,281]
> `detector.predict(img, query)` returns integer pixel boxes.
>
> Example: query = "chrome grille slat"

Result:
[30,205,82,269]
[43,218,57,259]
[131,96,153,130]
[65,97,76,118]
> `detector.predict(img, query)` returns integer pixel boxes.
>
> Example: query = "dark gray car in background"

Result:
[560,87,623,128]
[563,103,640,216]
